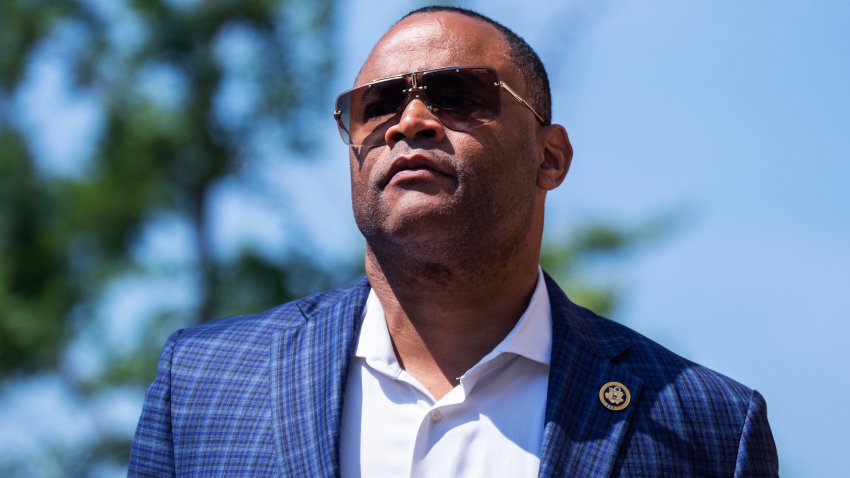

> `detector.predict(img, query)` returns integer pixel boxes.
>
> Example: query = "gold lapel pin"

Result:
[599,381,631,411]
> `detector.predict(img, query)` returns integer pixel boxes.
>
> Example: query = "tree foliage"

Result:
[0,0,353,472]
[0,0,345,376]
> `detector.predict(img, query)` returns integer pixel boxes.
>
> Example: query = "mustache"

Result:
[389,142,453,165]
[352,139,457,172]
[377,144,457,186]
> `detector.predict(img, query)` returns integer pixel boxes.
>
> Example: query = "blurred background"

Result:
[0,0,847,476]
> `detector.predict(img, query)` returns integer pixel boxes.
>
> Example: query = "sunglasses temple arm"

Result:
[499,81,546,125]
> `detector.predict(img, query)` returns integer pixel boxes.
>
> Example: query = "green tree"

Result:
[0,0,349,371]
[1,0,356,472]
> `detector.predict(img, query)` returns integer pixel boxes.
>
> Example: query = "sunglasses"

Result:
[333,66,545,148]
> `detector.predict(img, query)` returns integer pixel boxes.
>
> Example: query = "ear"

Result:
[536,124,573,190]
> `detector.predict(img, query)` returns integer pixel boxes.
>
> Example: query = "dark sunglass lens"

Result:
[339,77,406,146]
[422,68,500,130]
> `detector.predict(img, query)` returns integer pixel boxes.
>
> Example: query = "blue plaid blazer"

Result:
[129,274,778,476]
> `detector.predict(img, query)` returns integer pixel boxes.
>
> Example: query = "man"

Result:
[129,6,778,477]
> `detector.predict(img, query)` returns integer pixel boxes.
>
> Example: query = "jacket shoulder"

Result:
[573,300,754,406]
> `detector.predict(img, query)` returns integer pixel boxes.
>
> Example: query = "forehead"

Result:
[356,12,517,86]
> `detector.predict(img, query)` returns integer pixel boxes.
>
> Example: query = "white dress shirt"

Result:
[340,268,552,478]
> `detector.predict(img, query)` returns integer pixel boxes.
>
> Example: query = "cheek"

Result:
[348,149,383,213]
[348,161,367,213]
[457,128,537,187]
[348,150,373,191]
[451,134,491,175]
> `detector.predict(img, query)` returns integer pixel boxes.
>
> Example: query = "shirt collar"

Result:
[355,287,402,376]
[493,267,552,366]
[355,267,552,370]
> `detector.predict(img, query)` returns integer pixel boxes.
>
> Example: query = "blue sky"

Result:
[1,0,847,475]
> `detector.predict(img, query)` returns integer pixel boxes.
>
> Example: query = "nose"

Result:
[383,96,446,147]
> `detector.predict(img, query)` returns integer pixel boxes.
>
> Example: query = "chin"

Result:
[359,210,459,254]
[385,213,458,244]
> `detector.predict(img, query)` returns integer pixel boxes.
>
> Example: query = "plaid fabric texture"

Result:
[128,273,778,477]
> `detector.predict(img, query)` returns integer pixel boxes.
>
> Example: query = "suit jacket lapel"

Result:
[538,274,642,478]
[271,279,370,477]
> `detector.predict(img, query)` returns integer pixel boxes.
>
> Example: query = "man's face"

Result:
[349,12,545,264]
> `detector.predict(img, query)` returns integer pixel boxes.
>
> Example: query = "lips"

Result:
[382,152,455,187]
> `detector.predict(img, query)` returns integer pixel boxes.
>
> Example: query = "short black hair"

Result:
[400,6,552,125]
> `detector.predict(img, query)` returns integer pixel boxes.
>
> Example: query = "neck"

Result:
[364,243,540,399]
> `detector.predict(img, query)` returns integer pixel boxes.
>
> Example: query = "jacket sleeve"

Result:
[128,330,183,477]
[733,389,779,477]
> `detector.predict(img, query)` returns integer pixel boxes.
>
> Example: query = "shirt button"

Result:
[430,410,443,422]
